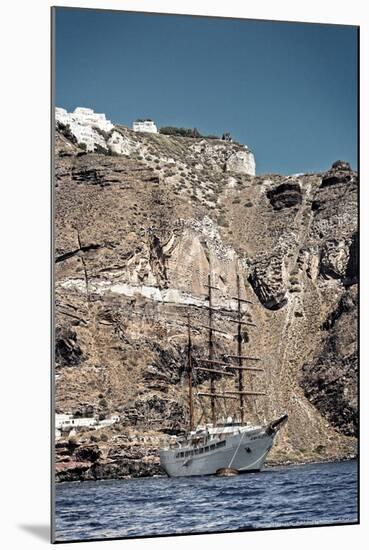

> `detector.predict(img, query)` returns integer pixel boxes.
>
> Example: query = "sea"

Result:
[54,460,358,542]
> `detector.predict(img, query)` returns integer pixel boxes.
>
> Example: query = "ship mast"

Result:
[190,271,265,427]
[236,274,244,423]
[187,313,194,432]
[228,273,263,423]
[205,273,217,426]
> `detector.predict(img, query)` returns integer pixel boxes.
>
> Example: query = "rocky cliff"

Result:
[54,126,358,482]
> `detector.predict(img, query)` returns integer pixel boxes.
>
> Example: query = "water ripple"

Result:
[55,460,358,542]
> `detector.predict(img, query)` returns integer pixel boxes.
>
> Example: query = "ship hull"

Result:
[160,426,275,478]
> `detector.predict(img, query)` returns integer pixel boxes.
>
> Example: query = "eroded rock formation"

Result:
[54,127,358,481]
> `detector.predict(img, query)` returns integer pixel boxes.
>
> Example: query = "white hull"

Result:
[160,423,278,478]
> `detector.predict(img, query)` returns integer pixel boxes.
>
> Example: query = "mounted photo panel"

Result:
[51,6,359,543]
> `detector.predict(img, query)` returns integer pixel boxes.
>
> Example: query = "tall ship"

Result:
[160,273,288,478]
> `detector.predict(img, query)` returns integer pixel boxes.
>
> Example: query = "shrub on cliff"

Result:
[56,121,78,144]
[94,126,114,140]
[218,214,229,227]
[331,160,351,171]
[159,126,202,138]
[99,397,108,408]
[94,144,108,155]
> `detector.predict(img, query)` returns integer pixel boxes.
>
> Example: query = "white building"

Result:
[55,106,114,152]
[132,119,158,133]
[55,413,97,430]
[55,413,120,440]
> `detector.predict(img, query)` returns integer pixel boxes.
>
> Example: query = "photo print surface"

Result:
[52,7,359,543]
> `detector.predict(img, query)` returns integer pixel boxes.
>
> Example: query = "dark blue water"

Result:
[54,460,358,542]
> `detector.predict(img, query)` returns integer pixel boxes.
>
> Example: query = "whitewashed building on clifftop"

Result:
[55,106,114,152]
[133,119,158,133]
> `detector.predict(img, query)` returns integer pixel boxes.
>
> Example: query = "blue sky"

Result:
[55,8,358,175]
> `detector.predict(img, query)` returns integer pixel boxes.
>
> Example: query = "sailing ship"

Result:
[160,273,288,477]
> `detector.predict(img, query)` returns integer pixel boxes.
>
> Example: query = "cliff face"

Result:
[54,128,358,482]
